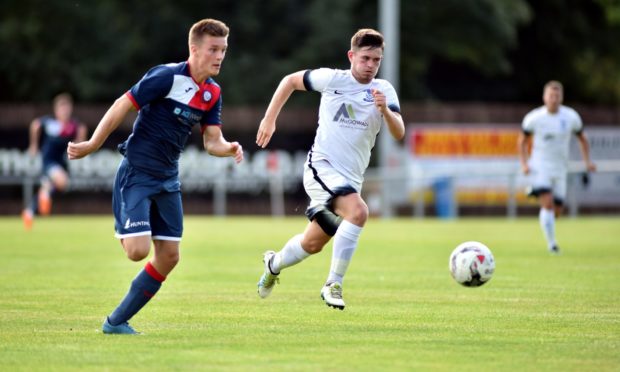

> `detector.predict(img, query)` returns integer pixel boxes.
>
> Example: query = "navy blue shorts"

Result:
[112,158,183,241]
[42,159,68,178]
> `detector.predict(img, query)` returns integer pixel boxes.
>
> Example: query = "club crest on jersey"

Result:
[203,91,212,102]
[363,89,374,102]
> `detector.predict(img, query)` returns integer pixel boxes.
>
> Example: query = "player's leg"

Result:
[121,235,151,261]
[149,189,183,277]
[38,164,68,215]
[103,160,156,334]
[553,172,567,219]
[272,219,333,269]
[304,159,365,309]
[258,220,333,299]
[553,202,564,218]
[546,173,568,252]
[22,163,69,228]
[529,167,559,253]
[105,231,153,334]
[106,239,179,332]
[257,161,340,298]
[104,188,182,335]
[328,192,368,285]
[319,193,368,310]
[152,240,180,277]
[538,191,559,254]
[104,235,158,334]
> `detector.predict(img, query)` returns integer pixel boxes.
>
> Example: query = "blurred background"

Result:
[1,0,619,217]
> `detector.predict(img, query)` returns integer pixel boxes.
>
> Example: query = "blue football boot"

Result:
[102,317,140,335]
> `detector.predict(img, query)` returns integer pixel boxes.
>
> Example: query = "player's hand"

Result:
[372,89,387,114]
[256,118,276,148]
[586,161,596,172]
[520,163,530,175]
[27,145,38,157]
[229,141,244,164]
[67,141,96,160]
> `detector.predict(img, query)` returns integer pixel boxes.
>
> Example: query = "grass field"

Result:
[1,215,619,371]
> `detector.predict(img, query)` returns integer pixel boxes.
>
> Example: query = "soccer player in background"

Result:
[22,93,87,230]
[255,29,404,310]
[67,18,243,334]
[518,81,596,254]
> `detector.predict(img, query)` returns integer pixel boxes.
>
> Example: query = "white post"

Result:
[378,0,400,218]
[507,173,517,219]
[214,170,227,216]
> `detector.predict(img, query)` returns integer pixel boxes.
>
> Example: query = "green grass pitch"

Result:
[1,215,619,371]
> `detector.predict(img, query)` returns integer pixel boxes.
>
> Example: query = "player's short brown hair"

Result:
[351,29,384,51]
[544,80,563,92]
[189,18,229,46]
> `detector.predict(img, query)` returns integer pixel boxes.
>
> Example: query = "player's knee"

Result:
[123,241,150,261]
[348,203,369,226]
[54,178,68,191]
[539,196,554,209]
[50,171,69,191]
[160,249,180,267]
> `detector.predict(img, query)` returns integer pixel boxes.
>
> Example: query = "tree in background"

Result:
[0,0,618,104]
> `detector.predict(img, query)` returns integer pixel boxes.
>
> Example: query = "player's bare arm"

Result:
[203,125,244,163]
[256,71,307,148]
[576,132,596,172]
[517,132,531,174]
[67,94,134,160]
[372,89,404,140]
[28,118,41,156]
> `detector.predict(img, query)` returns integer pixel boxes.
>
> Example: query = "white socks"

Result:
[326,220,363,285]
[539,208,557,249]
[271,234,309,274]
[270,221,363,285]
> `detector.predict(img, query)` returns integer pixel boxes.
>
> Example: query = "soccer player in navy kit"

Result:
[22,93,87,230]
[68,19,243,334]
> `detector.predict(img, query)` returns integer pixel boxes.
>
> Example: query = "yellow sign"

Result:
[410,129,520,157]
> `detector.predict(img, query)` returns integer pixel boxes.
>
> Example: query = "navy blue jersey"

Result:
[121,61,223,178]
[39,115,80,170]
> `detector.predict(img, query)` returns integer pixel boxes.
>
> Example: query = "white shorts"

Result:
[527,165,567,203]
[303,159,359,213]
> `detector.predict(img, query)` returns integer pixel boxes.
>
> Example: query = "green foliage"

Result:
[400,0,532,99]
[0,0,619,104]
[511,0,620,104]
[0,216,619,370]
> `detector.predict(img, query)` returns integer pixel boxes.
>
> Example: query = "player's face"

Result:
[543,87,563,113]
[54,100,72,122]
[193,35,228,78]
[348,47,383,84]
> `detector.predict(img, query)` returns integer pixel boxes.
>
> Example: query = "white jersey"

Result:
[304,68,400,186]
[522,105,583,172]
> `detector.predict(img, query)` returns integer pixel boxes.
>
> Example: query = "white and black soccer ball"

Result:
[449,241,495,287]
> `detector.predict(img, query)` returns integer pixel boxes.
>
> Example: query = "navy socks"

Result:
[108,262,166,326]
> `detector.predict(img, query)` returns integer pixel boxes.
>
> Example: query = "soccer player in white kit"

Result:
[518,81,596,254]
[255,29,405,309]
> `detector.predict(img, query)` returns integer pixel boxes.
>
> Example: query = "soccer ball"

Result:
[449,241,495,287]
